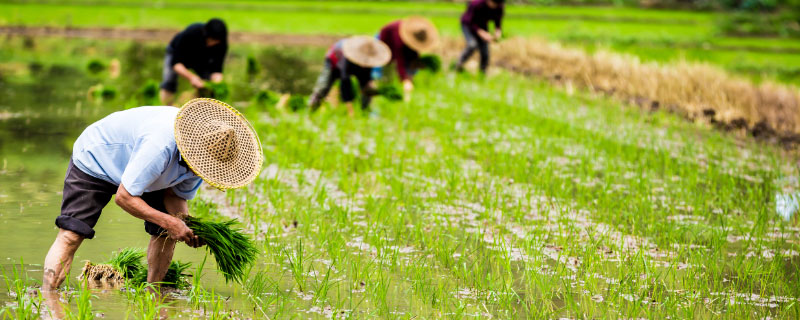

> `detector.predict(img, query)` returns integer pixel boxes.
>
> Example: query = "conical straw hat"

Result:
[342,36,392,68]
[398,16,439,53]
[174,98,263,190]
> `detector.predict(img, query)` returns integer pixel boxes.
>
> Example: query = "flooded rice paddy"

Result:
[1,36,800,318]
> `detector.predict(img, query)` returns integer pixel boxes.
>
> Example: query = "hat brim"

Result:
[342,36,392,68]
[174,98,263,190]
[399,16,439,53]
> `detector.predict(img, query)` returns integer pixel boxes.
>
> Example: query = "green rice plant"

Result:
[253,89,279,107]
[287,95,307,111]
[63,280,95,320]
[138,79,160,104]
[197,82,230,101]
[376,84,403,101]
[123,282,171,319]
[185,216,258,283]
[107,248,146,279]
[246,55,260,78]
[80,248,145,283]
[86,59,106,75]
[1,261,44,319]
[130,261,192,289]
[417,54,442,73]
[282,239,306,292]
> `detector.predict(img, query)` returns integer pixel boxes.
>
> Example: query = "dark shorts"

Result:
[56,160,170,239]
[159,52,212,93]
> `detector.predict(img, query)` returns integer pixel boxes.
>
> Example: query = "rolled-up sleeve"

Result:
[120,140,170,197]
[171,177,203,200]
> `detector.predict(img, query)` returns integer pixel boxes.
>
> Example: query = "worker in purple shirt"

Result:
[375,16,439,101]
[308,36,391,115]
[455,0,505,74]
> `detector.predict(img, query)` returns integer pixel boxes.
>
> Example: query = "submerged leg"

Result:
[478,39,490,73]
[42,229,84,319]
[146,235,176,284]
[42,229,84,290]
[309,60,337,110]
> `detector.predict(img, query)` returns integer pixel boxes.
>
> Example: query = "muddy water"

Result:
[0,40,255,318]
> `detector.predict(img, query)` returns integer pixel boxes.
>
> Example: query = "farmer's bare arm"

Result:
[115,184,201,247]
[476,28,494,42]
[172,63,205,88]
[210,72,223,83]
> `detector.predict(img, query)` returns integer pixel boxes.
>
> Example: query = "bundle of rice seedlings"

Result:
[79,248,145,283]
[185,216,257,283]
[107,247,146,279]
[287,95,307,111]
[79,261,123,283]
[417,54,442,73]
[131,261,192,289]
[197,82,230,101]
[376,84,403,101]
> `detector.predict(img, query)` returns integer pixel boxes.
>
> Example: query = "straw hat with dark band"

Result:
[398,16,440,53]
[342,36,392,68]
[175,98,263,190]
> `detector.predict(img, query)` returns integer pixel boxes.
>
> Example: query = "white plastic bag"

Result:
[776,192,800,221]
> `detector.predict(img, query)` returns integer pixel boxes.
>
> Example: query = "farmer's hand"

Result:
[477,29,494,42]
[190,75,206,89]
[494,29,502,42]
[402,79,413,103]
[167,217,202,248]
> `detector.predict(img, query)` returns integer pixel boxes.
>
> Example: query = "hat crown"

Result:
[203,120,237,163]
[412,30,428,42]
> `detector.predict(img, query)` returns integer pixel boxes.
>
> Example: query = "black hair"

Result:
[491,0,505,3]
[204,18,228,41]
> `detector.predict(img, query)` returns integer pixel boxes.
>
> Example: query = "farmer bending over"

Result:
[455,0,505,74]
[42,99,262,298]
[160,18,229,105]
[375,16,439,101]
[309,36,391,115]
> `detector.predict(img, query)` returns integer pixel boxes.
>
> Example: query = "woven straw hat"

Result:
[174,98,263,190]
[342,36,392,68]
[398,16,439,53]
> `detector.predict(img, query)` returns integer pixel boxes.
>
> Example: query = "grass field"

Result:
[2,0,800,85]
[1,2,800,319]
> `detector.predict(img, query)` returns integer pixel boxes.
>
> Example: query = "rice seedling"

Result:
[123,282,171,319]
[62,280,95,320]
[79,248,145,284]
[185,216,258,283]
[1,261,44,319]
[130,261,192,289]
[376,84,403,101]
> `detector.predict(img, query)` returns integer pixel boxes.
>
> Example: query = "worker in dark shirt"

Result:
[309,36,391,116]
[160,18,229,105]
[375,16,439,101]
[455,0,504,74]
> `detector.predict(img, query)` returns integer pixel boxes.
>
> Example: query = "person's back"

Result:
[72,106,198,198]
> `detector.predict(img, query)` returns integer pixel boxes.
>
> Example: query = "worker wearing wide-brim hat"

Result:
[309,36,392,115]
[42,99,262,295]
[455,0,505,74]
[374,16,439,100]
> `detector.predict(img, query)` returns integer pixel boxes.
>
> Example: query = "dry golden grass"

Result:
[439,37,800,143]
